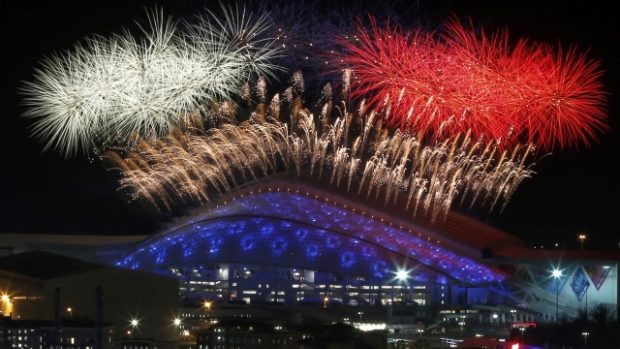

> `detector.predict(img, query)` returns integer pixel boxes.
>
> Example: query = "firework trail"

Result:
[337,18,607,150]
[21,5,282,157]
[106,73,534,221]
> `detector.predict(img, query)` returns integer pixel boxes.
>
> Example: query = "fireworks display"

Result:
[106,74,534,220]
[21,5,609,222]
[257,0,421,82]
[21,5,281,157]
[337,18,607,150]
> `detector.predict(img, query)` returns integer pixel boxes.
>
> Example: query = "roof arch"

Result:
[117,179,512,284]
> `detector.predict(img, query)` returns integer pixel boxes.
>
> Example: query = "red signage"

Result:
[512,322,537,328]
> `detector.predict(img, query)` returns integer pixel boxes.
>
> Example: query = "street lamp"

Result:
[1,294,12,316]
[394,267,411,304]
[578,234,587,250]
[551,268,563,323]
[173,318,182,327]
[127,318,139,337]
[203,300,213,321]
[581,331,590,349]
[357,311,364,322]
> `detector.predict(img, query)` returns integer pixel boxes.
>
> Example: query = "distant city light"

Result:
[130,318,139,327]
[353,323,386,332]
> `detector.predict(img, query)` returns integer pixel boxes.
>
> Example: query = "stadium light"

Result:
[396,268,410,282]
[551,268,563,323]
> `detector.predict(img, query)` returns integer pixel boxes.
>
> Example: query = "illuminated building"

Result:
[0,317,113,349]
[195,318,303,349]
[112,179,618,322]
[1,180,617,326]
[0,251,179,349]
[115,180,504,307]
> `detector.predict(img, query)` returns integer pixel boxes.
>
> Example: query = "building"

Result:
[0,251,179,348]
[113,180,619,323]
[0,316,113,349]
[195,318,303,349]
[2,179,618,328]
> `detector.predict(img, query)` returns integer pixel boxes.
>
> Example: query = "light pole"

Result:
[1,294,13,317]
[578,234,587,251]
[585,285,588,321]
[128,318,139,337]
[203,300,212,322]
[581,331,589,349]
[552,268,562,323]
[395,268,411,304]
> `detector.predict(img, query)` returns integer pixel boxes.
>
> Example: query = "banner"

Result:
[583,265,611,290]
[570,268,591,301]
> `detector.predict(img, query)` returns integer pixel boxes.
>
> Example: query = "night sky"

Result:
[1,1,618,249]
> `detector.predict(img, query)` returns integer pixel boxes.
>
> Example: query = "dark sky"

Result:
[1,0,618,250]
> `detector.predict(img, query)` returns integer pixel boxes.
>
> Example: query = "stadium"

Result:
[114,177,619,323]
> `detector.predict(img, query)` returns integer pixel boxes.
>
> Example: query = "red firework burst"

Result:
[337,18,607,150]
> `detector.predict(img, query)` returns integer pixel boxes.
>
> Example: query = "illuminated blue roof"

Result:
[117,181,507,284]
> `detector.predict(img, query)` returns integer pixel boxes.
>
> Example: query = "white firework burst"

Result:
[21,6,282,157]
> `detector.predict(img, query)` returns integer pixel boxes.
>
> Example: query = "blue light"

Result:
[272,236,288,256]
[229,221,246,235]
[240,235,255,251]
[183,243,196,258]
[295,228,308,241]
[361,246,376,258]
[340,251,355,268]
[260,225,274,236]
[326,236,340,248]
[209,237,223,255]
[373,261,388,278]
[306,244,319,259]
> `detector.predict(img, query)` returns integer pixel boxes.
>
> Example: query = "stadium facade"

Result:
[1,179,617,326]
[109,178,618,323]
